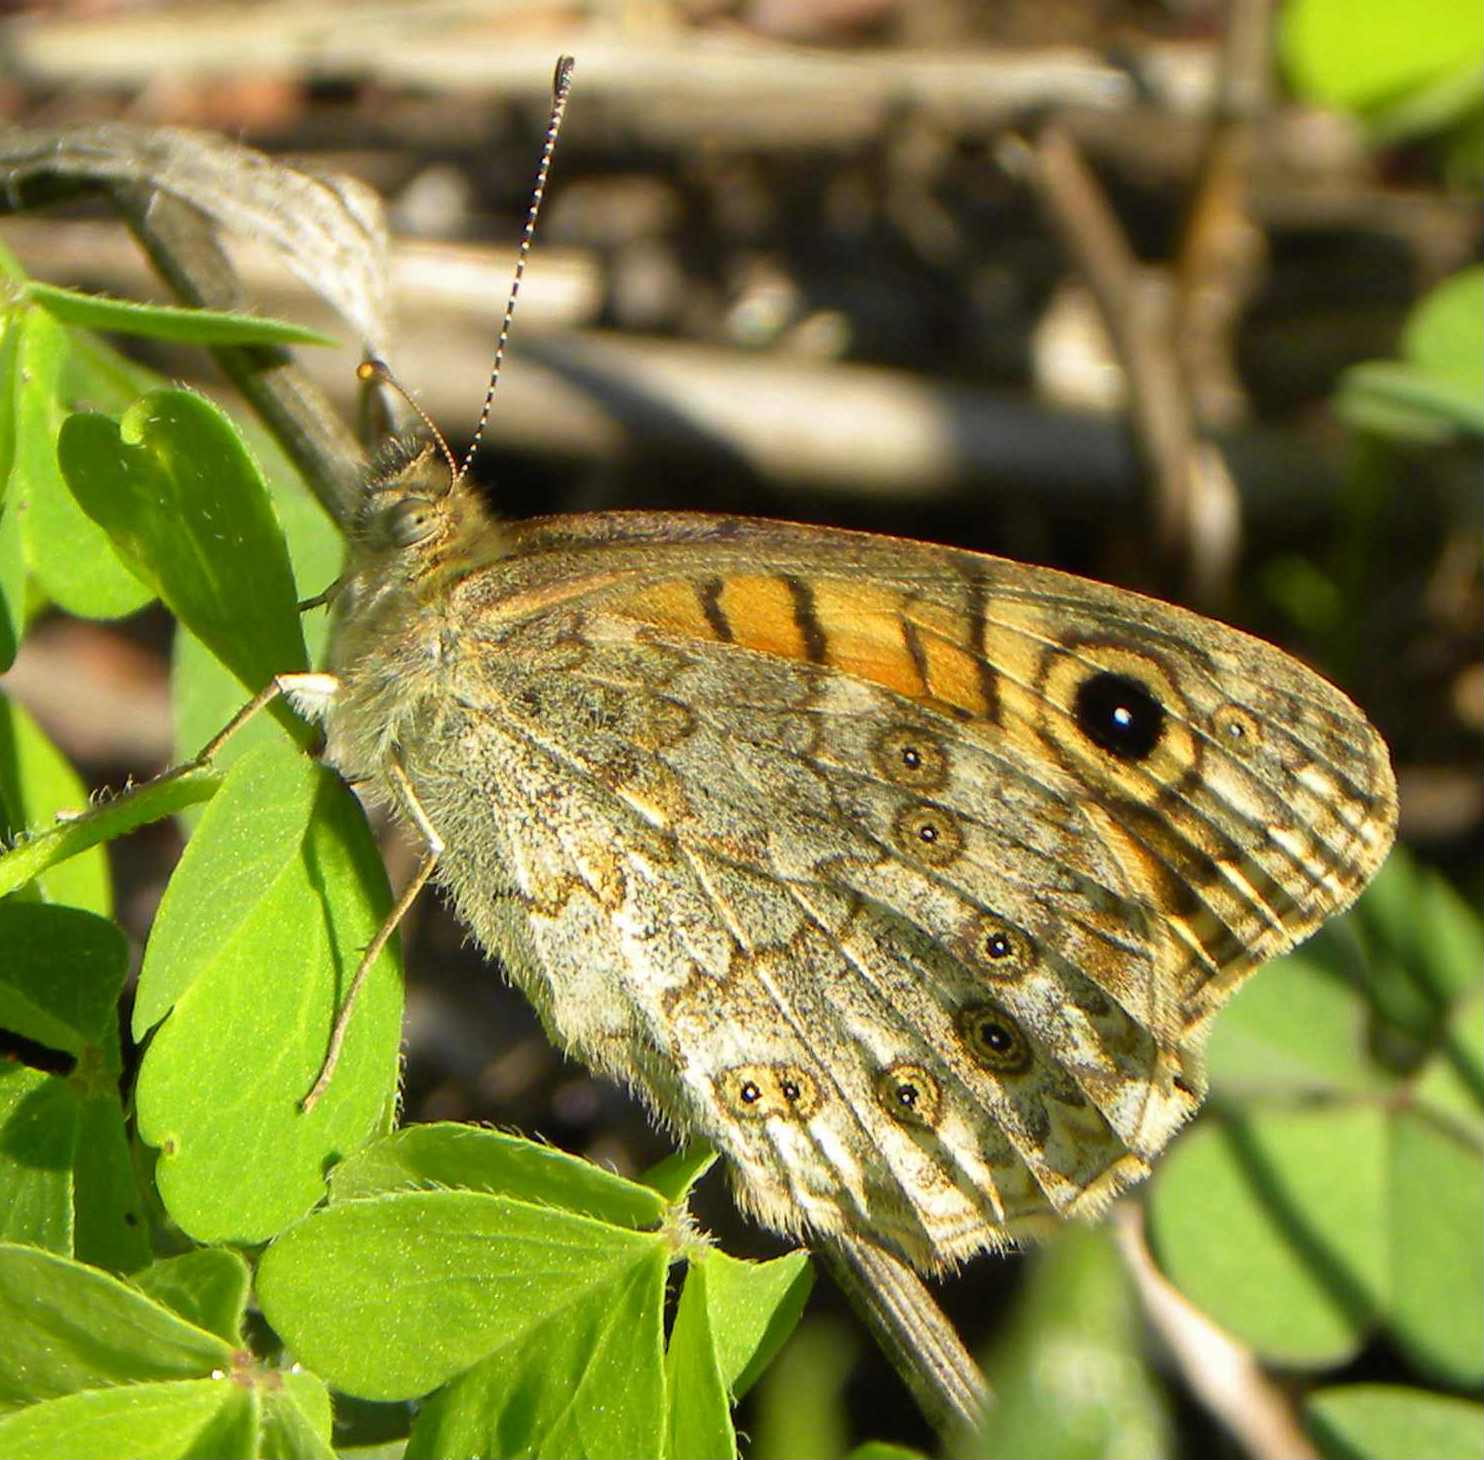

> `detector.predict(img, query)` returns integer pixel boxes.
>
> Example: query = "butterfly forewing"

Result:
[322,505,1397,1272]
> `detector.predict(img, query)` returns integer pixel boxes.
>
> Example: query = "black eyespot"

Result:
[958,1003,1034,1075]
[876,1063,941,1126]
[1074,671,1165,761]
[727,1064,822,1119]
[964,915,1034,980]
[980,1021,1012,1053]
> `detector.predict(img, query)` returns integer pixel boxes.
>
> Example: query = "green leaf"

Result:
[261,1370,336,1460]
[0,1244,232,1411]
[28,282,338,349]
[0,1379,258,1460]
[1149,1104,1388,1367]
[256,1189,668,1400]
[407,1243,669,1460]
[1405,267,1484,395]
[1336,362,1484,442]
[1305,1384,1484,1460]
[1405,859,1484,1006]
[1369,61,1484,144]
[61,313,167,409]
[0,311,21,670]
[0,693,114,916]
[663,1249,815,1460]
[132,1250,250,1346]
[0,480,23,670]
[328,1122,668,1229]
[10,305,154,620]
[0,901,125,1058]
[641,1143,720,1205]
[0,1063,145,1272]
[132,742,323,1032]
[666,1258,736,1460]
[1206,943,1386,1097]
[970,1226,1171,1460]
[0,1066,77,1255]
[698,1248,813,1399]
[171,456,341,772]
[1387,1108,1484,1386]
[747,1315,857,1460]
[71,1093,151,1275]
[1414,990,1484,1138]
[133,741,402,1245]
[1349,853,1466,1043]
[57,389,308,742]
[1281,0,1483,119]
[1338,269,1484,441]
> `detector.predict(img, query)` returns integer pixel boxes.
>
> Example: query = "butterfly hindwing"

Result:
[325,508,1397,1270]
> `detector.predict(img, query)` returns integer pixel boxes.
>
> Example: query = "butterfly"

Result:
[278,432,1397,1274]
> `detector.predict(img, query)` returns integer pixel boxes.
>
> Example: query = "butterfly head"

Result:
[347,435,509,588]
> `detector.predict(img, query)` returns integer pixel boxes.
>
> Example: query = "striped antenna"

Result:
[454,53,575,484]
[356,358,458,479]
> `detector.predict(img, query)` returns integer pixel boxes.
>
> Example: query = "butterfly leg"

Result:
[191,671,340,763]
[301,748,442,1112]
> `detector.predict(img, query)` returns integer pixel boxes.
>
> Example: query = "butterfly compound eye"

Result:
[1073,671,1165,761]
[386,496,439,548]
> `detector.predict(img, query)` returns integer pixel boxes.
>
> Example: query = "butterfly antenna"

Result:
[454,53,575,485]
[356,358,460,480]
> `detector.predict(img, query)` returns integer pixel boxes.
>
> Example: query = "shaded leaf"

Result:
[0,1244,231,1410]
[1149,1105,1388,1367]
[29,283,337,348]
[0,693,114,916]
[1306,1383,1484,1460]
[132,1250,250,1347]
[58,390,308,744]
[968,1227,1170,1460]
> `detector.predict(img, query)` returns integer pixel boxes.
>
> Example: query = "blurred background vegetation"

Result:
[0,0,1479,1456]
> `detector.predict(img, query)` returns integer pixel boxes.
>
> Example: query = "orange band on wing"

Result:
[614,574,998,719]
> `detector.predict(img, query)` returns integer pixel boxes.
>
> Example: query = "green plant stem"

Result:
[0,762,221,898]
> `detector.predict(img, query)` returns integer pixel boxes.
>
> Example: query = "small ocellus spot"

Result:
[876,1063,943,1127]
[724,1064,822,1120]
[893,803,963,866]
[1212,702,1261,751]
[872,726,950,791]
[965,914,1035,980]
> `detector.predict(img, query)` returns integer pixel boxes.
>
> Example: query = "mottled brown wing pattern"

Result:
[325,509,1397,1271]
